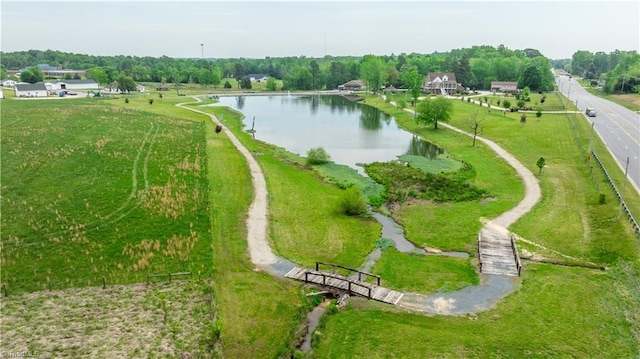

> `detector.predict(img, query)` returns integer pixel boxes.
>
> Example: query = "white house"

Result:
[55,79,99,90]
[136,84,145,92]
[244,74,269,83]
[15,83,48,97]
[1,79,16,87]
[0,87,4,99]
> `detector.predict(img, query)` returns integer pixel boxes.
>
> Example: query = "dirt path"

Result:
[176,98,278,266]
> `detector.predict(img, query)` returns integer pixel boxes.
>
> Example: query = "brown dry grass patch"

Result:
[0,281,219,358]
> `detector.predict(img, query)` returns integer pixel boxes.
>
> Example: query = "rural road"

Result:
[556,74,640,194]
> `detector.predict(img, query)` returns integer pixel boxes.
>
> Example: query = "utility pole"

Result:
[200,43,204,59]
[620,75,626,94]
[617,157,630,220]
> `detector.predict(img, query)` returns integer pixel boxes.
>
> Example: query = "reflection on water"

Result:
[407,135,444,159]
[212,95,444,170]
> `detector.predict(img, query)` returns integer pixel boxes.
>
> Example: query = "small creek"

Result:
[282,210,513,352]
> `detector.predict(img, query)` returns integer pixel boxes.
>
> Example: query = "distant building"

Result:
[339,79,366,91]
[1,79,17,87]
[243,74,269,83]
[15,83,48,97]
[423,73,462,95]
[54,79,99,90]
[19,64,85,78]
[490,81,518,94]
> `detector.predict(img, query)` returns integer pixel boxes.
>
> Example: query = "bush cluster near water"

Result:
[364,161,486,203]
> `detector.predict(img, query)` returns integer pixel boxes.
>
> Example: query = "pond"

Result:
[210,95,444,171]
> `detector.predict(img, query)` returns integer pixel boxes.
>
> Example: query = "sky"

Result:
[1,0,639,60]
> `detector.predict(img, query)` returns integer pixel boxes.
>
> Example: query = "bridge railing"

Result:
[304,271,372,299]
[315,261,381,286]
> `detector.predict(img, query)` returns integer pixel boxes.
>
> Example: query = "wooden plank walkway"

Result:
[285,267,404,305]
[478,231,521,276]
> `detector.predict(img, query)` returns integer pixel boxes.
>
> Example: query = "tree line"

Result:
[553,49,639,94]
[2,46,560,92]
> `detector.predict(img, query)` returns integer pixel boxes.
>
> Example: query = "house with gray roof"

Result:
[15,83,48,97]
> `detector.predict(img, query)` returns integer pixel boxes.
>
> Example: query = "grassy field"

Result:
[140,78,285,97]
[0,281,219,358]
[1,99,212,292]
[371,248,478,293]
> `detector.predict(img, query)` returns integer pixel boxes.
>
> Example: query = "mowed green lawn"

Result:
[1,99,212,292]
[309,96,640,358]
[314,263,639,358]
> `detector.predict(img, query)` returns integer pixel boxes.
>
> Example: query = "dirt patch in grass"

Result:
[0,281,219,358]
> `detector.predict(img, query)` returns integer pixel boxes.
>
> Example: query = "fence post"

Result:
[348,281,351,294]
[102,277,106,289]
[2,284,7,297]
[48,279,51,291]
[147,274,150,285]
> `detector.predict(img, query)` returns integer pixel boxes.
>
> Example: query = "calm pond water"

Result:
[211,95,444,171]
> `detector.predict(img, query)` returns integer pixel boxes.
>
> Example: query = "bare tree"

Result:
[466,110,485,147]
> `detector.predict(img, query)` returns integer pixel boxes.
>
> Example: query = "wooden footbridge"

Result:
[478,230,522,277]
[285,262,404,305]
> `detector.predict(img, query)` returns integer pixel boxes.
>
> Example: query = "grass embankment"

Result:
[198,104,304,358]
[309,95,640,358]
[1,99,211,292]
[314,263,639,358]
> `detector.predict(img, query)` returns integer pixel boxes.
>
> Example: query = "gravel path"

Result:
[177,98,278,266]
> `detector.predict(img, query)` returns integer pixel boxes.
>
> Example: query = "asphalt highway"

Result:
[556,74,640,194]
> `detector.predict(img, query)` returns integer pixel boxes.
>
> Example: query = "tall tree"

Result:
[234,63,245,89]
[416,97,453,130]
[454,55,472,87]
[116,74,136,93]
[310,60,320,89]
[20,66,44,83]
[211,66,222,88]
[401,68,423,110]
[360,55,387,93]
[86,67,109,87]
[519,64,543,92]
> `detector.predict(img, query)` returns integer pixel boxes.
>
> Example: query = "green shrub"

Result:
[502,99,511,108]
[599,193,606,204]
[341,187,368,216]
[375,237,396,251]
[517,100,526,108]
[306,147,331,165]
